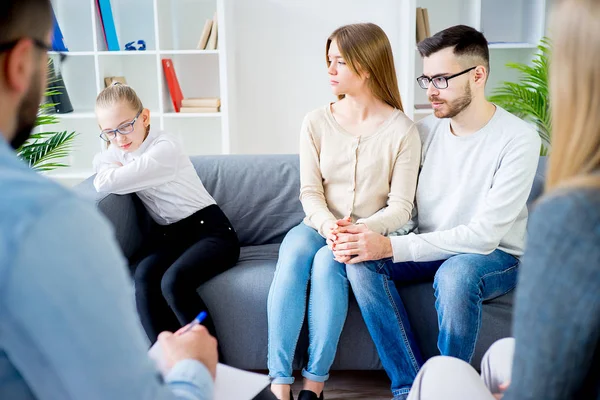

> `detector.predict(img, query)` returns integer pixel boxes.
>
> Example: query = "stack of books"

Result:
[162,59,221,113]
[180,98,221,113]
[416,7,431,44]
[197,12,219,50]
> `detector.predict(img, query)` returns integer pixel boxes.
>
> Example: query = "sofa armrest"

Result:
[74,175,148,263]
[526,156,548,210]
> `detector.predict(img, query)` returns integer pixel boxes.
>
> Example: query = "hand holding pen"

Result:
[156,311,218,378]
[177,311,208,335]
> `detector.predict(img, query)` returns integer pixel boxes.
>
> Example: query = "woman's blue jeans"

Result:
[267,222,349,384]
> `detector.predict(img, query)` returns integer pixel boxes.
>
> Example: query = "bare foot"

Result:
[271,384,291,400]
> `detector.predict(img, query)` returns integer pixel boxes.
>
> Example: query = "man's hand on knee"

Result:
[333,224,393,263]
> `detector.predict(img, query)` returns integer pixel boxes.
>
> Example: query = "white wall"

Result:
[227,0,407,154]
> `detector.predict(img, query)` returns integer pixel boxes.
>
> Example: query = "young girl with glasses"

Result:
[92,83,240,351]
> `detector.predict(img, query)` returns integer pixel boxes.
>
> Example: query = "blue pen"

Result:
[180,311,208,334]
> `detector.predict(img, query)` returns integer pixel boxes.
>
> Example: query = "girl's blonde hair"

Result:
[326,23,403,111]
[547,0,600,191]
[96,82,144,111]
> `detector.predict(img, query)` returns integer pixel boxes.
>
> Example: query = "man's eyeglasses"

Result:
[417,66,477,90]
[99,109,143,142]
[0,38,67,64]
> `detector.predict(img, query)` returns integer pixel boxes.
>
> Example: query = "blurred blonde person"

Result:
[407,1,600,399]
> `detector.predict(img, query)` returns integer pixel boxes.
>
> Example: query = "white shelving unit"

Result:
[43,0,230,185]
[402,0,547,122]
[41,0,549,186]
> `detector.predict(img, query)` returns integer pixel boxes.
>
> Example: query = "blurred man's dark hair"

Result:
[0,0,53,45]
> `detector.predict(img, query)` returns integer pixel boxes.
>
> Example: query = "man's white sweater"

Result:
[391,106,541,263]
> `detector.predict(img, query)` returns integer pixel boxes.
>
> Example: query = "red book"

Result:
[162,58,184,112]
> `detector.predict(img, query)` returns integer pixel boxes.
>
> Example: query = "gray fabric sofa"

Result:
[74,155,547,371]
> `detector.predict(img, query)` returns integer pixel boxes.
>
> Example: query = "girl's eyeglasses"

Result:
[99,109,143,142]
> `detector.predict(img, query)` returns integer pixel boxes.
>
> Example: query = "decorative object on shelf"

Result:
[488,38,551,155]
[125,40,147,51]
[104,76,127,88]
[197,19,214,50]
[46,58,73,114]
[16,61,77,172]
[416,7,431,44]
[96,0,120,51]
[162,58,184,112]
[206,12,218,50]
[50,6,68,52]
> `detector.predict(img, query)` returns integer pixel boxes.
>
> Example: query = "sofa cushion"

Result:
[527,156,547,208]
[401,282,514,365]
[198,243,513,370]
[197,244,280,369]
[198,243,383,370]
[191,155,304,247]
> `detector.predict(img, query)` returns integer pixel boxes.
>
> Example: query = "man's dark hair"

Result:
[0,0,53,46]
[417,25,490,74]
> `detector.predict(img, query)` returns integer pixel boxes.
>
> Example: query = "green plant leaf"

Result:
[488,37,552,156]
[20,130,77,171]
[16,57,79,172]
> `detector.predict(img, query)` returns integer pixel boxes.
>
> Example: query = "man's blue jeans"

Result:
[346,250,519,400]
[267,222,349,384]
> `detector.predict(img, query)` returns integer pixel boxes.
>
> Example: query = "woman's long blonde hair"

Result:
[547,0,600,191]
[326,23,403,111]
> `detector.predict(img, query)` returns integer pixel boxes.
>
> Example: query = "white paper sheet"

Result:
[214,363,270,400]
[149,342,270,399]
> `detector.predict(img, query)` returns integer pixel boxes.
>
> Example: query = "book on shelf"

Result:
[162,58,184,112]
[423,8,431,38]
[416,7,431,44]
[206,12,218,50]
[197,19,214,50]
[181,98,221,108]
[104,76,127,87]
[51,6,68,52]
[180,106,220,113]
[97,0,120,51]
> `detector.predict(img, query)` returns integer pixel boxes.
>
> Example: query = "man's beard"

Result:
[430,82,472,119]
[10,71,42,150]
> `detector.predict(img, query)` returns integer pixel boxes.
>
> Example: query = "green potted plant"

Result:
[488,38,551,156]
[16,61,77,172]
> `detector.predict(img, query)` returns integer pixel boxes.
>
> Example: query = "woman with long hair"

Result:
[267,23,421,400]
